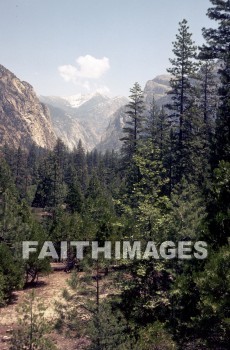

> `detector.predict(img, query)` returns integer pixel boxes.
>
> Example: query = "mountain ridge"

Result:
[0,64,56,150]
[40,92,129,151]
[0,63,171,152]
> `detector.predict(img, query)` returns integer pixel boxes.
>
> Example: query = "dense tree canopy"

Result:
[0,1,229,348]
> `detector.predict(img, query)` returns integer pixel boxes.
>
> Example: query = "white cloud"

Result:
[58,54,110,83]
[76,55,110,79]
[58,64,78,82]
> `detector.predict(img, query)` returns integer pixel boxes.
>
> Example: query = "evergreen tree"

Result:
[66,177,84,214]
[146,99,169,157]
[10,291,57,350]
[56,270,130,350]
[0,243,23,305]
[52,139,68,207]
[120,82,145,195]
[14,146,29,198]
[196,59,218,181]
[32,141,67,208]
[167,19,199,182]
[145,97,159,142]
[194,245,230,349]
[0,158,19,243]
[201,0,230,162]
[121,82,145,161]
[206,160,230,246]
[73,139,88,190]
[198,59,218,126]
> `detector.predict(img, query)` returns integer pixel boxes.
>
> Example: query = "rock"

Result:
[0,64,57,149]
[40,93,128,151]
[6,329,13,333]
[2,335,11,342]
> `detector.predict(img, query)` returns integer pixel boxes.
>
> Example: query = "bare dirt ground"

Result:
[0,263,91,350]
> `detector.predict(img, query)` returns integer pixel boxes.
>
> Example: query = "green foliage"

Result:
[0,243,23,305]
[66,178,84,213]
[32,139,68,208]
[194,245,230,348]
[131,140,171,241]
[10,291,57,350]
[201,0,230,163]
[121,82,145,189]
[168,179,207,241]
[121,82,145,155]
[88,302,130,350]
[167,19,201,184]
[55,268,131,349]
[0,3,229,349]
[131,322,177,350]
[207,161,230,246]
[121,260,171,325]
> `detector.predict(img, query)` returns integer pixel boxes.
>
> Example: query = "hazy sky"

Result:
[0,0,213,97]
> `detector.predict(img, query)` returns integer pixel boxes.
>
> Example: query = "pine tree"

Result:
[198,59,218,126]
[120,83,145,194]
[196,60,218,180]
[206,160,230,246]
[121,82,145,161]
[10,291,57,350]
[194,245,230,348]
[32,141,67,208]
[74,139,88,190]
[55,270,129,350]
[201,0,230,162]
[52,139,68,207]
[0,243,23,305]
[146,98,168,155]
[0,158,19,243]
[66,175,84,214]
[167,19,199,182]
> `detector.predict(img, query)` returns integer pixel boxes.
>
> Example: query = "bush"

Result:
[0,243,23,305]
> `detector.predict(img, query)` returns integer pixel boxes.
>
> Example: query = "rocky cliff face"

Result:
[40,93,128,151]
[0,64,56,149]
[45,103,98,151]
[144,74,171,101]
[40,76,170,153]
[0,64,171,153]
[97,106,127,152]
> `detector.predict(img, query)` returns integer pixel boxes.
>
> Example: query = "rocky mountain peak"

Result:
[40,92,128,151]
[0,64,56,149]
[144,74,171,103]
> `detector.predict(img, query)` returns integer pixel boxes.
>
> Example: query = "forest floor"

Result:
[0,263,110,350]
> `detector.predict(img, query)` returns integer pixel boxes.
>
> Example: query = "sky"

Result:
[0,0,214,97]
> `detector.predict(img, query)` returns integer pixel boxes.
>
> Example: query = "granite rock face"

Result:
[0,64,56,149]
[40,93,128,151]
[0,64,172,153]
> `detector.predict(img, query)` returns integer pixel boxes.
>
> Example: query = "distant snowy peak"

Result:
[61,92,110,108]
[39,92,128,151]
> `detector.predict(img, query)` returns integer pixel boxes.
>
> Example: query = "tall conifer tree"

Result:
[121,82,145,160]
[201,0,230,162]
[167,19,199,182]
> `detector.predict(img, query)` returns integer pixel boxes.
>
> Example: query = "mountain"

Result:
[44,103,98,151]
[97,106,127,152]
[97,75,171,152]
[40,93,128,151]
[0,64,171,153]
[144,74,171,107]
[0,64,56,149]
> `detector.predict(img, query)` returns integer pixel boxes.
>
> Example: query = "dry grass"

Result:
[0,263,121,350]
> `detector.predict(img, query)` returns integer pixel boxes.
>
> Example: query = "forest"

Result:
[0,0,229,349]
